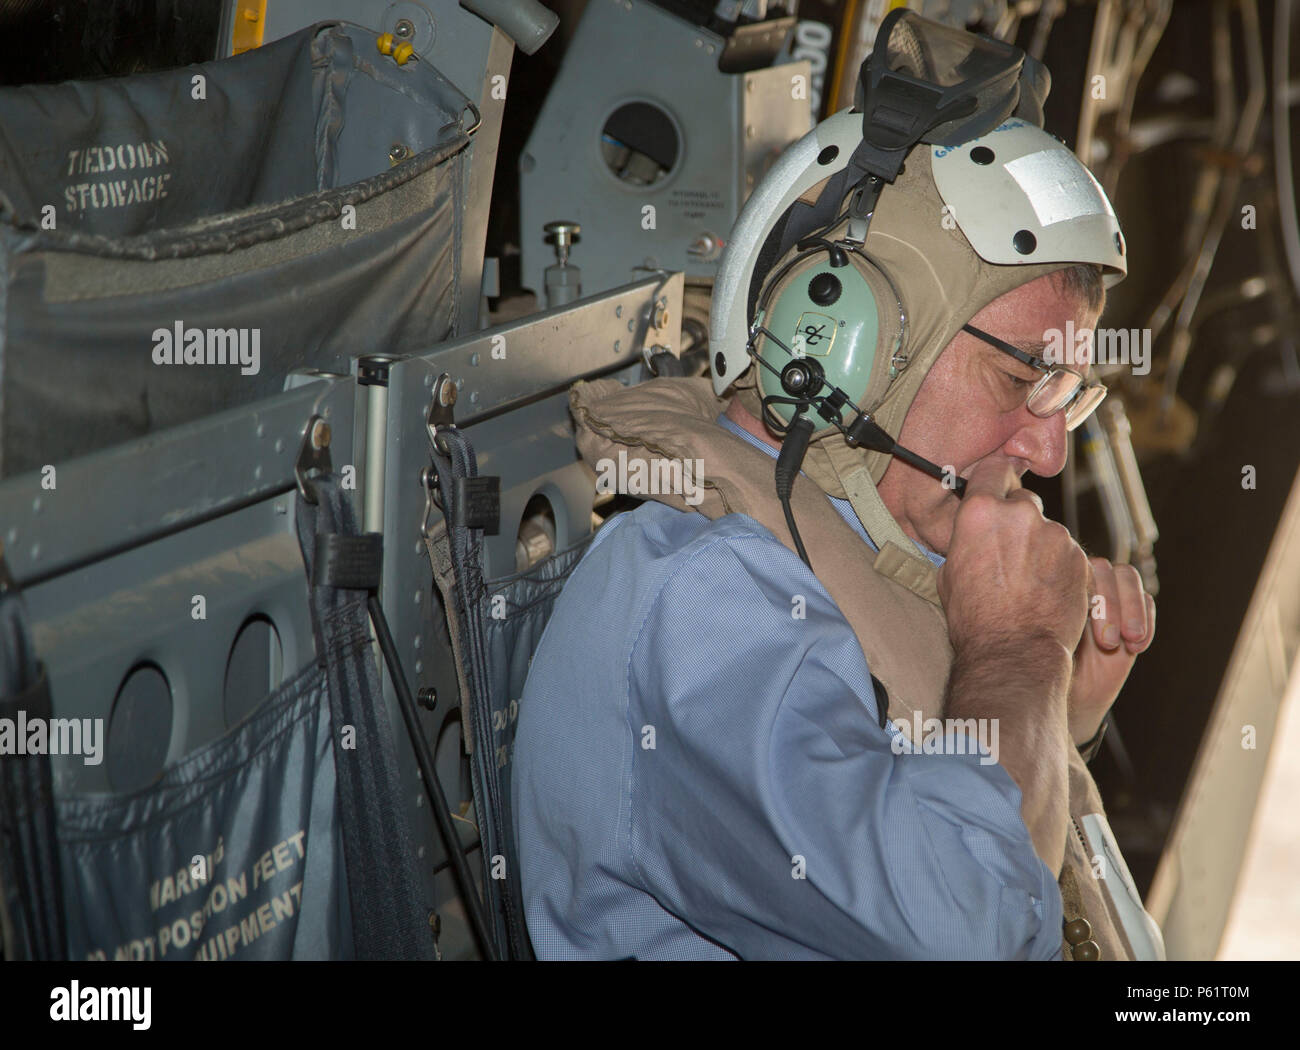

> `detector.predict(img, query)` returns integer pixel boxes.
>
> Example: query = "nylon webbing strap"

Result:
[841,464,943,606]
[295,474,434,960]
[428,428,528,961]
[424,520,478,755]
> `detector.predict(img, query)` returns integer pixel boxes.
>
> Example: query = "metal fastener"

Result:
[544,220,581,266]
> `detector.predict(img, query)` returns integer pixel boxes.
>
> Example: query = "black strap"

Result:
[869,673,891,731]
[432,428,528,960]
[1076,713,1111,764]
[295,475,434,960]
[313,533,384,591]
[452,477,501,533]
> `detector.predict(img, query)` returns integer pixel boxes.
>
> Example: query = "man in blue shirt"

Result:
[512,20,1160,960]
[514,271,1154,959]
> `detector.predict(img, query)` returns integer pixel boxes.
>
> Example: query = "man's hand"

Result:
[936,457,1091,873]
[1069,558,1156,746]
[937,458,1090,657]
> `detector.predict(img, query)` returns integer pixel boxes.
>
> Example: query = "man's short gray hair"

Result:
[1051,263,1106,315]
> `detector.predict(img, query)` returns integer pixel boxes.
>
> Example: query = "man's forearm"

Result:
[943,638,1072,874]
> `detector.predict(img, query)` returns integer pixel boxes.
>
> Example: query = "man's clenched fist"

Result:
[937,457,1091,660]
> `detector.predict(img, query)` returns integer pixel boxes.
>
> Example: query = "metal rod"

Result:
[364,381,389,538]
[366,593,500,961]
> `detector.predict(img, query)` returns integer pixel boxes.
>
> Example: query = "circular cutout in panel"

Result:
[108,663,173,793]
[515,493,557,572]
[223,615,285,729]
[601,102,680,187]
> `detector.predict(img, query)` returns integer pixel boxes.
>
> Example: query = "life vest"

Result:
[570,374,1166,961]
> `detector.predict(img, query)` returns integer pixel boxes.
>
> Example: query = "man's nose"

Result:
[1006,407,1069,477]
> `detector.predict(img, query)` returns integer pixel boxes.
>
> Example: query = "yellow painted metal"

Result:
[231,1,268,55]
[828,0,912,114]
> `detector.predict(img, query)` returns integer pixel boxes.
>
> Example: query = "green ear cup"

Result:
[756,255,881,427]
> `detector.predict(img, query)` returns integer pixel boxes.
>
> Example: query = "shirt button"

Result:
[1064,918,1092,945]
[1072,939,1101,961]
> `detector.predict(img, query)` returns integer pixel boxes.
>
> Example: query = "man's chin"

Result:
[921,498,960,560]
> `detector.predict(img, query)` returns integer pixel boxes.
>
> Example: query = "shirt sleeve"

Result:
[623,526,1064,960]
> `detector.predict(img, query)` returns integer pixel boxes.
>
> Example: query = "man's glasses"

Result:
[962,323,1107,432]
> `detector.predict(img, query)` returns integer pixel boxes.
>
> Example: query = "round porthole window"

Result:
[601,101,681,187]
[108,663,173,793]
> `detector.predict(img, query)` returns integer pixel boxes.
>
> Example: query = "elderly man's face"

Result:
[875,273,1102,557]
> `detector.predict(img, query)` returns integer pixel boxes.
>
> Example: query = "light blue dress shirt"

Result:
[511,414,1063,959]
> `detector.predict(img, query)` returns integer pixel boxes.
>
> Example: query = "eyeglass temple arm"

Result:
[961,323,1045,369]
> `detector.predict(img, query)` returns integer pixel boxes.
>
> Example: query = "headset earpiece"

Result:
[748,230,905,431]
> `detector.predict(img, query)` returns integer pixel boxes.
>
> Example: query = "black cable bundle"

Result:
[775,414,815,569]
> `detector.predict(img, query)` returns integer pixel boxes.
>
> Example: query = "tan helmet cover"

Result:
[734,147,1070,500]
